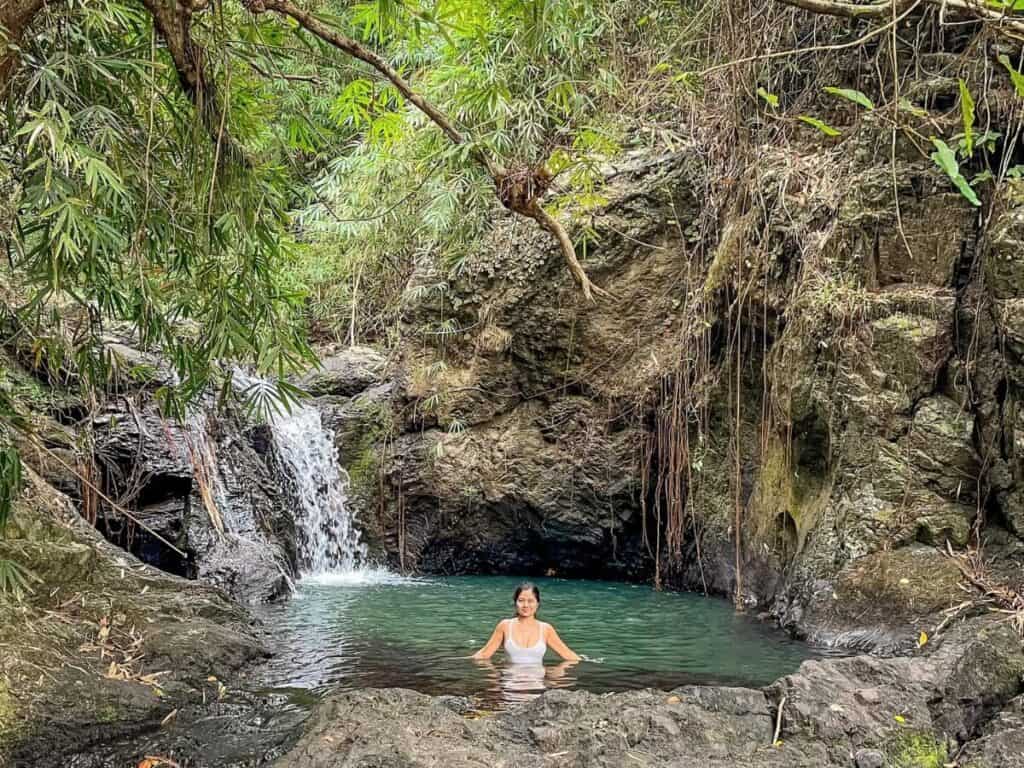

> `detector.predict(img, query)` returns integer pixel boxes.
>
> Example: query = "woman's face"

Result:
[515,590,539,618]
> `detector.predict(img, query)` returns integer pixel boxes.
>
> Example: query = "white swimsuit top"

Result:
[504,618,547,664]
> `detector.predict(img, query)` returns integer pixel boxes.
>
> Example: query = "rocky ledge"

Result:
[0,470,287,767]
[275,617,1023,768]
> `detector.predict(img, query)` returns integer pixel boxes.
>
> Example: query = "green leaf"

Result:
[959,80,975,157]
[897,98,928,118]
[0,559,39,599]
[798,116,841,137]
[976,130,1002,153]
[824,87,874,110]
[756,87,779,108]
[999,55,1024,98]
[971,169,994,186]
[930,137,981,206]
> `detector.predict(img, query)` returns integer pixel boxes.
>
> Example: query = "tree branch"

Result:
[0,0,56,94]
[528,203,611,301]
[244,0,608,301]
[247,0,466,147]
[773,0,892,17]
[774,0,1024,34]
[246,58,320,84]
[140,0,249,167]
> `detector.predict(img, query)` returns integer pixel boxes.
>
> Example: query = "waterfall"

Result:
[269,403,368,577]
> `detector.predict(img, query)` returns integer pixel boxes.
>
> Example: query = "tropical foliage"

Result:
[1,0,1021,541]
[0,0,688,533]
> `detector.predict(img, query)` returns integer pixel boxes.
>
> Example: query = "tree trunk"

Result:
[0,0,52,93]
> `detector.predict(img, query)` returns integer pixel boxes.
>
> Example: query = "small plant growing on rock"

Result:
[888,731,949,768]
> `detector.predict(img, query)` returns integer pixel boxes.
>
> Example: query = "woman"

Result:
[472,582,581,662]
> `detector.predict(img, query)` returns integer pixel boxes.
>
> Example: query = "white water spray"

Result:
[270,404,369,577]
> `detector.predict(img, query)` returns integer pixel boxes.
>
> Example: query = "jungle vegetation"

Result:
[1,0,1023,563]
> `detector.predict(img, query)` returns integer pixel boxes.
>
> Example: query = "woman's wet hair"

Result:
[513,582,541,612]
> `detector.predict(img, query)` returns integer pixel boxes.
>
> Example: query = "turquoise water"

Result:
[255,575,820,708]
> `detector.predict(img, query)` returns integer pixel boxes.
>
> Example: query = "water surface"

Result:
[255,575,820,709]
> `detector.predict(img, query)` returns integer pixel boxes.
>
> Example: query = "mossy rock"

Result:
[834,547,962,618]
[869,313,948,399]
[988,207,1024,300]
[800,546,965,646]
[874,193,971,288]
[886,730,949,768]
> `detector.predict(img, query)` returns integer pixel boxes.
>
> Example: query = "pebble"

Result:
[854,748,885,768]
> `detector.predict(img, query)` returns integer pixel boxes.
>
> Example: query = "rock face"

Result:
[347,152,703,580]
[89,397,296,603]
[0,470,276,767]
[274,617,1024,768]
[334,143,1024,651]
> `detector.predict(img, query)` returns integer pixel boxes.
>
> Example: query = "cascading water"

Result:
[269,403,368,577]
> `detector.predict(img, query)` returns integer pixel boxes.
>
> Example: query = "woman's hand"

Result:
[544,624,581,662]
[546,660,579,681]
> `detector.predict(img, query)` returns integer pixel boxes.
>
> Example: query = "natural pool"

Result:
[254,574,822,709]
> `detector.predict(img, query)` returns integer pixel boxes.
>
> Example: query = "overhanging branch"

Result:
[774,0,1024,34]
[243,0,609,301]
[248,0,466,147]
[0,0,56,93]
[140,0,249,167]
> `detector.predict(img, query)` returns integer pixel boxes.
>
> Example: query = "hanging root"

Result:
[494,164,611,302]
[531,204,612,302]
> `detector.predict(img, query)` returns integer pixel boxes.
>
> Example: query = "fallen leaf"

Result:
[160,708,178,728]
[918,631,929,648]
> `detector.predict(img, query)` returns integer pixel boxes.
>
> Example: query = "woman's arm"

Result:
[471,620,506,660]
[544,623,581,661]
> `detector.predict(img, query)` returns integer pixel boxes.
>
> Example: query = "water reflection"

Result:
[255,575,826,711]
[472,659,579,704]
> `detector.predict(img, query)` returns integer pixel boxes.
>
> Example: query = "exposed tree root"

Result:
[525,202,611,302]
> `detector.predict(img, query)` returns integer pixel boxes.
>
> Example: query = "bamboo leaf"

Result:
[999,55,1024,98]
[756,87,779,108]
